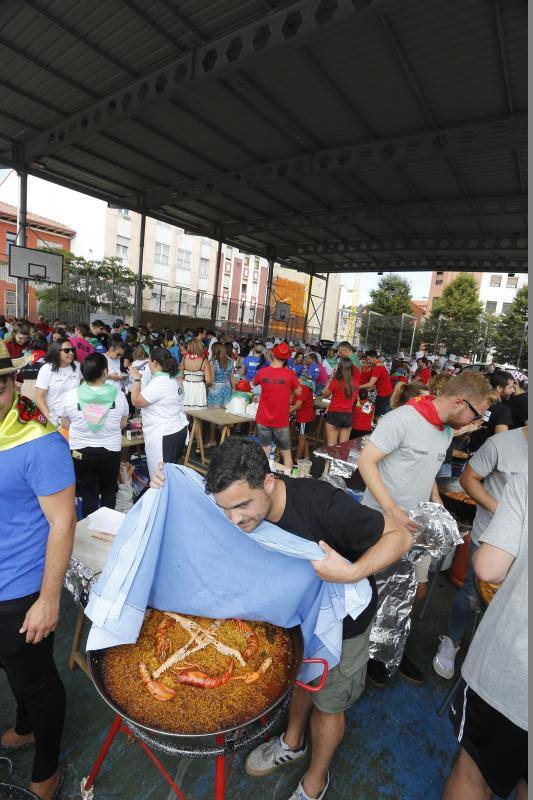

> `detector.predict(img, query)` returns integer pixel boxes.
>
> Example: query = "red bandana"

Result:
[405,394,445,431]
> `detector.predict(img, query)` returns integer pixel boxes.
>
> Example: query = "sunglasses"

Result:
[61,347,76,354]
[462,397,482,421]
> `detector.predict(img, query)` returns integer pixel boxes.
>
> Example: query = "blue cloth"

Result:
[287,359,304,378]
[86,465,372,682]
[0,433,75,601]
[306,362,320,384]
[207,360,233,406]
[168,344,181,364]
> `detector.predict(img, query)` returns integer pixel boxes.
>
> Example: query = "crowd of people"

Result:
[0,310,528,800]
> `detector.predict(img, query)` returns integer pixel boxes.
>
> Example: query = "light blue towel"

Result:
[86,465,372,682]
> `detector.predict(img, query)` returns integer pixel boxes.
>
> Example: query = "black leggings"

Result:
[162,427,188,466]
[73,447,122,517]
[0,592,66,782]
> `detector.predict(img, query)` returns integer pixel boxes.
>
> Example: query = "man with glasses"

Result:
[468,370,516,452]
[0,339,76,800]
[358,371,493,685]
[6,321,31,359]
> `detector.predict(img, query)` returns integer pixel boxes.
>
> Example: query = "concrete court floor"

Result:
[0,576,463,800]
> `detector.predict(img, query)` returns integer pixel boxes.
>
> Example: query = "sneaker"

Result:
[288,772,330,800]
[366,658,389,687]
[245,734,308,777]
[433,635,460,680]
[398,654,425,684]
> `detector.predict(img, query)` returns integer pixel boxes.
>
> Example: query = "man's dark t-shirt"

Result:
[469,400,514,451]
[506,393,528,429]
[275,476,384,639]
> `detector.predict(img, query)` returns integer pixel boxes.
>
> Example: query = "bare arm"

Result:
[359,376,378,390]
[311,513,412,583]
[473,542,514,584]
[35,387,51,421]
[430,481,443,504]
[20,485,77,644]
[460,464,498,515]
[358,441,418,531]
[60,415,71,430]
[120,414,129,428]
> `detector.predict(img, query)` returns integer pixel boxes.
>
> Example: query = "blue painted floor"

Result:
[0,575,463,800]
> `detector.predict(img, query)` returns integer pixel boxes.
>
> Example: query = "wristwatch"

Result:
[133,378,141,382]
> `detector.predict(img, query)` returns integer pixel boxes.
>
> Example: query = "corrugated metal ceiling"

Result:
[0,0,527,274]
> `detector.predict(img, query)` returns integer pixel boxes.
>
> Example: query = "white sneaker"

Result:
[288,772,330,800]
[245,734,308,777]
[433,635,460,679]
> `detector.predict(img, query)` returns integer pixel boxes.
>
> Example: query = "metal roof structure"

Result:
[0,0,528,276]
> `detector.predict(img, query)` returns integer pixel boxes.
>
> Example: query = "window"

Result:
[176,249,191,270]
[5,290,16,316]
[490,274,502,287]
[254,256,260,269]
[154,242,170,265]
[222,275,231,289]
[5,231,16,257]
[485,301,497,315]
[501,302,512,314]
[253,270,259,283]
[118,208,130,218]
[224,262,231,276]
[241,283,247,294]
[435,271,444,286]
[244,255,250,266]
[116,235,130,259]
[243,268,249,279]
[199,258,209,279]
[506,275,518,288]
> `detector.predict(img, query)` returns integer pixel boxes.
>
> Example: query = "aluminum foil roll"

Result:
[369,501,462,672]
[64,558,101,606]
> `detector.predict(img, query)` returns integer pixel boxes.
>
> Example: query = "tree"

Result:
[368,274,412,316]
[490,284,528,366]
[428,273,483,358]
[36,249,152,324]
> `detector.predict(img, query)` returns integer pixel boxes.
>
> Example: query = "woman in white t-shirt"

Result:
[104,335,127,391]
[61,352,129,517]
[35,338,82,424]
[129,346,188,478]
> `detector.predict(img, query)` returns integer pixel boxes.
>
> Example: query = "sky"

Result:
[348,271,432,304]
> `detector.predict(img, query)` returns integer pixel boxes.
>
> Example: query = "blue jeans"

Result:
[448,542,479,645]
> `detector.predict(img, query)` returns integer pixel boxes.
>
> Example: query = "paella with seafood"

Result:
[100,609,293,734]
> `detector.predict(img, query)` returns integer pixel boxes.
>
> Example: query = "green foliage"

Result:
[427,274,484,358]
[36,249,152,324]
[490,284,528,366]
[368,274,412,316]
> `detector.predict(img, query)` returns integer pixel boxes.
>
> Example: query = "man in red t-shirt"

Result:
[359,350,393,417]
[253,342,300,468]
[290,377,315,459]
[417,357,432,384]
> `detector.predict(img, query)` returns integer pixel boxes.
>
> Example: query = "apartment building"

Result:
[428,269,527,315]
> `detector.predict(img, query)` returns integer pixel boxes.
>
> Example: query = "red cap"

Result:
[236,379,252,392]
[272,342,290,361]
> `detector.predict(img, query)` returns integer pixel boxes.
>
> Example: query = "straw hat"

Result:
[0,339,32,376]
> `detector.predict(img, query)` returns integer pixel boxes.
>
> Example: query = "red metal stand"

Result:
[81,715,192,800]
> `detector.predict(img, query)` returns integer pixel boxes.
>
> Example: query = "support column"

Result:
[262,256,275,339]
[318,273,329,339]
[211,235,223,328]
[134,211,146,326]
[303,271,314,340]
[16,169,28,318]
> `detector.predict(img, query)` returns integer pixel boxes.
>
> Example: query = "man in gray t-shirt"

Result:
[433,426,528,680]
[444,474,527,800]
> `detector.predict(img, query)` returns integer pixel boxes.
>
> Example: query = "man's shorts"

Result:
[374,395,391,416]
[450,683,527,798]
[256,424,291,451]
[309,624,371,713]
[297,420,315,436]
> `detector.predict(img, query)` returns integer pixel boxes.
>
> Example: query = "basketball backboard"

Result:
[274,301,291,321]
[9,244,64,284]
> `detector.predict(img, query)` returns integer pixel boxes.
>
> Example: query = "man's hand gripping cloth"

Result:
[85,465,372,683]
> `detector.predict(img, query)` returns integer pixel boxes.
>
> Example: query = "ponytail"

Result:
[150,346,179,377]
[390,380,428,409]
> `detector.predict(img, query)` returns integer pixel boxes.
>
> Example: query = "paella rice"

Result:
[100,610,293,734]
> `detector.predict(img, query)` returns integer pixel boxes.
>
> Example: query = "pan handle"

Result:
[294,658,329,693]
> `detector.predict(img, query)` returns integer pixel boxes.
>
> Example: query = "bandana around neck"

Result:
[405,394,445,431]
[0,393,56,452]
[77,382,118,433]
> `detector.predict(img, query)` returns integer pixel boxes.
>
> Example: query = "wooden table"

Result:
[121,432,144,448]
[183,406,250,473]
[68,518,113,676]
[309,397,330,444]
